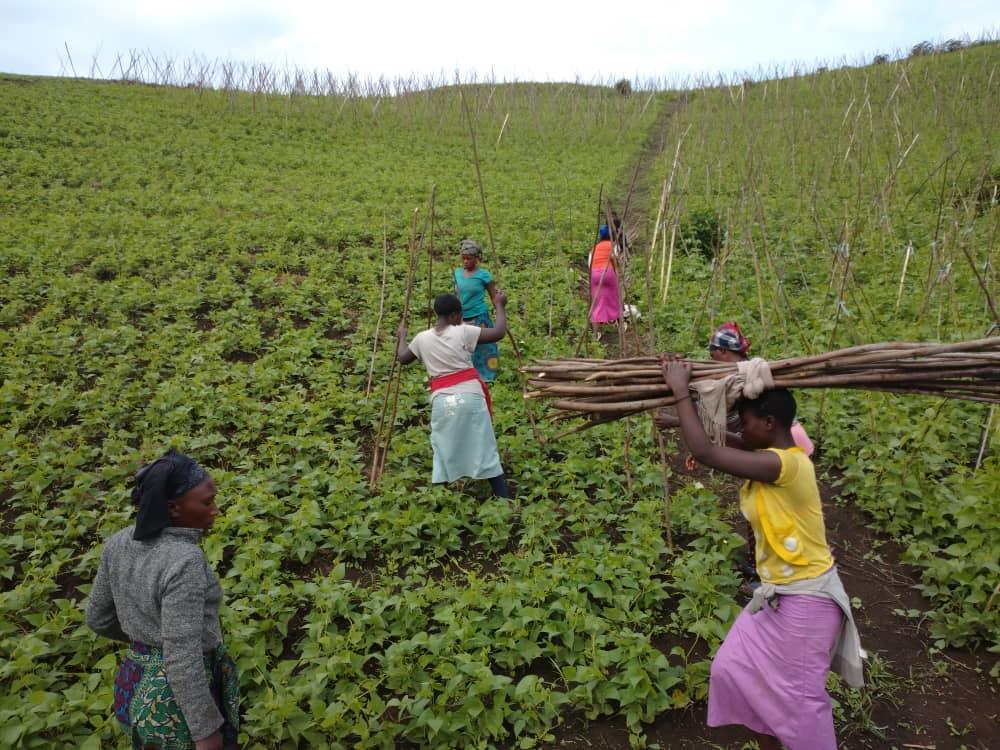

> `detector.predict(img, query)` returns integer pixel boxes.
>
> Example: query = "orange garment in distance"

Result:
[590,240,614,270]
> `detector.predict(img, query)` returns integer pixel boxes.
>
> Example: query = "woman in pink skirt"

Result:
[661,356,863,750]
[588,224,621,337]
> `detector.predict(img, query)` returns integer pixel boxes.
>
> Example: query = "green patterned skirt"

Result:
[114,642,240,749]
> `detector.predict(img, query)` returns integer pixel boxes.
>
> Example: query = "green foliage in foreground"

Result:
[1,43,998,748]
[0,75,729,748]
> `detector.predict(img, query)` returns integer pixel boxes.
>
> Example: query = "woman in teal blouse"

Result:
[454,239,499,382]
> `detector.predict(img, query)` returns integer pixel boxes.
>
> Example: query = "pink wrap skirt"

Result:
[589,265,621,324]
[707,594,844,750]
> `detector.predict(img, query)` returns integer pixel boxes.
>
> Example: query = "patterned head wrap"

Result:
[131,450,210,541]
[460,239,482,257]
[708,321,751,356]
[598,224,610,241]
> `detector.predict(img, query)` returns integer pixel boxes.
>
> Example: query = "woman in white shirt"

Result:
[396,291,510,496]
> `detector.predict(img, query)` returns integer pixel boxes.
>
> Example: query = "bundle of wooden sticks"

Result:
[523,337,1000,426]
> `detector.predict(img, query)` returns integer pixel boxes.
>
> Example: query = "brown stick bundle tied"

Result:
[522,337,1000,432]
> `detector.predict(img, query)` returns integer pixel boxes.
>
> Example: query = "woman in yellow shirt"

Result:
[661,356,862,750]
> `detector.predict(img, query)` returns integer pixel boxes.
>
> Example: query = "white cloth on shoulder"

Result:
[690,357,774,445]
[748,565,866,688]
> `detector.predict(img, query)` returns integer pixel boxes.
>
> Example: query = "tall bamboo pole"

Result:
[365,212,390,399]
[459,87,543,444]
[370,188,436,488]
[574,184,605,356]
[975,322,999,470]
[645,178,670,349]
[370,207,421,489]
[460,88,500,269]
[427,193,436,327]
[661,220,676,303]
[895,241,914,312]
[604,202,628,354]
[653,419,673,549]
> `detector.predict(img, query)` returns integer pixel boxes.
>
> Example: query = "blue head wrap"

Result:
[598,224,610,241]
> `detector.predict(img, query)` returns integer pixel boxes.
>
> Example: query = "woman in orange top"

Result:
[588,224,621,337]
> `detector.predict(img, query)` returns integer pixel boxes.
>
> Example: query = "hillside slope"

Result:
[0,45,997,748]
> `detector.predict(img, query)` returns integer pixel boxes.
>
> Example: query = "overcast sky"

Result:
[2,0,997,84]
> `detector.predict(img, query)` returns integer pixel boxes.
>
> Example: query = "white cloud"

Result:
[817,0,903,33]
[1,0,996,81]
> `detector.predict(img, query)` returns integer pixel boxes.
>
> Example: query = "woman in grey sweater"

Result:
[86,450,240,750]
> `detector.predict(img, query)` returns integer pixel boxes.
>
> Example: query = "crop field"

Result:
[1,42,998,749]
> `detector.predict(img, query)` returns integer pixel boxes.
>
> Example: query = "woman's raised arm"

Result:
[478,290,508,344]
[662,357,781,483]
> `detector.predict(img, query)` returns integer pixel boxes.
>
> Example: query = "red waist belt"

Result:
[430,368,492,418]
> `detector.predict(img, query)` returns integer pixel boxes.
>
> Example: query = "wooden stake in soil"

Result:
[459,86,544,444]
[661,220,676,304]
[459,88,500,269]
[895,241,914,312]
[603,202,629,356]
[574,184,605,357]
[623,416,633,495]
[370,209,419,489]
[365,212,390,399]
[370,189,435,489]
[427,193,436,327]
[653,417,673,549]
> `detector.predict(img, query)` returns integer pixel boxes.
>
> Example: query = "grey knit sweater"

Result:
[85,525,225,741]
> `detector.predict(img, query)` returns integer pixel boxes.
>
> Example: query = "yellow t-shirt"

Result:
[739,447,834,584]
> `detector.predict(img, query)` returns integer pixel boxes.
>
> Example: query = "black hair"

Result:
[736,388,796,428]
[433,293,463,318]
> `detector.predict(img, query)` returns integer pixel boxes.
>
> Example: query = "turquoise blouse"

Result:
[454,267,493,318]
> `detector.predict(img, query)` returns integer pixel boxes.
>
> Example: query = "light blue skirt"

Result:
[430,391,503,482]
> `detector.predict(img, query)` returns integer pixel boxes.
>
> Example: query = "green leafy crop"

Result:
[1,41,998,748]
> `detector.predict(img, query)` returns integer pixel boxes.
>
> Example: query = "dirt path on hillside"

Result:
[616,93,688,255]
[580,92,689,359]
[561,95,999,749]
[620,95,689,357]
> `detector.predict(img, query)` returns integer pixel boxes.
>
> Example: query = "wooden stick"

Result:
[959,235,1000,326]
[745,207,769,340]
[623,417,633,495]
[574,183,605,357]
[459,88,500,270]
[523,340,1000,425]
[661,221,676,304]
[496,112,510,146]
[365,212,390,399]
[985,580,1000,612]
[976,322,999,471]
[604,201,628,355]
[427,190,435,327]
[459,86,544,444]
[370,190,435,488]
[653,420,673,549]
[646,176,670,295]
[895,241,914,311]
[370,208,420,488]
[376,189,437,483]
